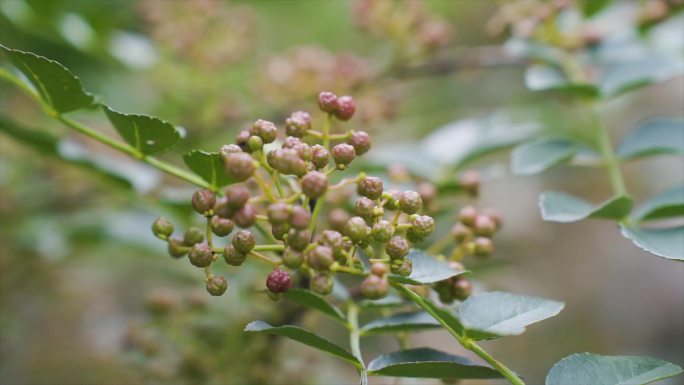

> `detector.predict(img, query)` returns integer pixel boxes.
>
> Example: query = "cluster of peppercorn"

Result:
[151,91,439,301]
[431,205,502,304]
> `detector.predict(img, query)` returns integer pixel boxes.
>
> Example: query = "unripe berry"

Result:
[310,272,334,295]
[372,220,395,243]
[274,148,308,177]
[390,258,412,276]
[382,190,401,210]
[453,277,473,301]
[355,197,375,219]
[345,216,371,244]
[287,229,311,251]
[235,130,252,153]
[398,191,422,215]
[232,229,256,253]
[334,95,356,121]
[224,152,255,182]
[311,144,330,169]
[347,131,371,155]
[290,205,311,230]
[293,142,313,162]
[233,204,257,228]
[282,247,304,268]
[223,244,247,266]
[183,227,204,246]
[192,189,216,215]
[361,275,389,300]
[220,144,242,159]
[168,237,188,258]
[209,216,234,237]
[225,185,250,209]
[435,281,455,304]
[385,236,409,259]
[458,206,478,226]
[152,217,174,239]
[357,176,383,200]
[328,208,350,232]
[459,170,480,197]
[317,230,345,261]
[250,119,278,143]
[417,182,437,205]
[451,222,472,243]
[267,202,291,225]
[213,197,233,218]
[282,136,302,149]
[473,237,494,257]
[271,223,290,241]
[371,262,388,277]
[301,171,328,199]
[285,111,311,137]
[410,215,436,238]
[332,143,356,165]
[206,275,228,296]
[473,215,496,237]
[247,135,263,152]
[318,91,338,113]
[266,269,292,293]
[307,245,334,271]
[189,243,213,267]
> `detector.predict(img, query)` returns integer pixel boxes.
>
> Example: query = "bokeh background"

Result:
[1,1,682,384]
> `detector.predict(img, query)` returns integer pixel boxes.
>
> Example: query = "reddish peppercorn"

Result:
[334,95,356,121]
[266,269,292,293]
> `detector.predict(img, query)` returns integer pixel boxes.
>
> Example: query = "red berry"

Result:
[266,269,292,293]
[318,91,338,113]
[334,95,356,121]
[347,131,371,155]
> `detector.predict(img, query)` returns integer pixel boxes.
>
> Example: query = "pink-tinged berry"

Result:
[189,243,213,268]
[332,143,356,166]
[233,204,257,228]
[232,229,255,253]
[266,269,292,293]
[318,91,338,113]
[301,171,328,199]
[357,176,383,200]
[458,205,478,226]
[210,216,234,237]
[224,152,255,182]
[206,275,228,296]
[290,205,311,230]
[285,111,311,137]
[225,185,250,209]
[250,119,278,143]
[191,189,216,215]
[347,131,371,155]
[334,95,356,121]
[311,144,330,169]
[385,236,409,259]
[398,190,422,214]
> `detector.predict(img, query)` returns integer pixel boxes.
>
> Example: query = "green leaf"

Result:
[103,106,181,155]
[367,348,503,379]
[511,138,578,175]
[546,353,683,385]
[182,150,233,188]
[524,65,599,97]
[459,291,564,336]
[0,45,95,113]
[360,312,440,336]
[244,321,360,366]
[633,185,684,222]
[617,118,684,160]
[283,288,346,324]
[600,55,684,98]
[539,192,633,222]
[620,224,684,261]
[388,249,466,285]
[0,114,133,190]
[582,0,611,17]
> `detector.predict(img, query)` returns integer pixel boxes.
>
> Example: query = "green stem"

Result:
[322,113,332,153]
[272,170,285,198]
[307,193,326,236]
[347,302,368,385]
[593,107,626,196]
[143,154,214,190]
[253,172,276,202]
[253,244,285,252]
[248,250,281,266]
[392,283,524,385]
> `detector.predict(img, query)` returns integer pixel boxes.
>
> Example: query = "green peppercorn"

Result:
[191,189,216,215]
[293,142,313,162]
[247,135,264,152]
[360,275,389,300]
[271,223,290,241]
[372,220,395,243]
[357,176,383,200]
[390,258,412,276]
[285,111,311,137]
[386,236,410,259]
[344,216,371,244]
[290,205,311,230]
[287,228,311,251]
[232,229,255,254]
[250,119,278,144]
[206,275,228,296]
[282,247,304,268]
[224,152,255,182]
[223,244,247,266]
[410,215,435,238]
[267,202,291,225]
[453,277,473,301]
[310,272,334,295]
[307,245,334,271]
[152,217,174,240]
[355,197,375,219]
[183,227,204,246]
[398,191,422,215]
[473,237,494,257]
[189,243,213,267]
[168,236,188,258]
[347,130,371,155]
[301,171,328,199]
[210,216,234,237]
[382,190,401,210]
